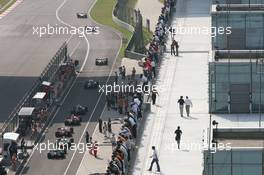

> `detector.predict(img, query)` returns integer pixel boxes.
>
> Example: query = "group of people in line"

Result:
[147,0,178,173]
[97,0,180,173]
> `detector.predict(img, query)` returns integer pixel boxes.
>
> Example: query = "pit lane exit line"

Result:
[0,0,23,19]
[16,34,86,175]
[17,0,90,173]
[63,0,123,173]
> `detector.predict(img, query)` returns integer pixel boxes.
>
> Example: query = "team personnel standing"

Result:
[132,67,136,79]
[89,141,98,158]
[177,96,185,117]
[98,119,103,133]
[148,146,160,172]
[185,96,193,117]
[108,118,112,134]
[175,126,182,149]
[114,72,118,84]
[85,131,90,144]
[103,122,108,138]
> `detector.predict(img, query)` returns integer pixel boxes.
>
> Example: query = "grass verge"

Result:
[90,0,132,58]
[90,0,153,58]
[0,0,16,14]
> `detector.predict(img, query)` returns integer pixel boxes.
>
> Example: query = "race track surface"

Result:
[0,0,121,174]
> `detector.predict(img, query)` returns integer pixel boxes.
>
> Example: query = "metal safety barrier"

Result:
[0,42,68,136]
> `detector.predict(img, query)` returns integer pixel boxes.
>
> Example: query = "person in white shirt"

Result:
[148,146,160,172]
[133,97,141,106]
[185,96,193,117]
[131,102,139,115]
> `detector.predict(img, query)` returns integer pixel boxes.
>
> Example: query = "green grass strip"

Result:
[90,0,153,58]
[0,0,17,14]
[90,0,132,58]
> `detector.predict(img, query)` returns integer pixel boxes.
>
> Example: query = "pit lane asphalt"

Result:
[0,0,121,174]
[0,0,68,122]
[0,0,120,124]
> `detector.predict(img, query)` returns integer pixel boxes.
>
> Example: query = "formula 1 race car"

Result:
[84,80,99,89]
[64,115,82,126]
[95,57,108,66]
[56,137,74,149]
[76,12,87,18]
[71,104,88,115]
[85,26,98,33]
[55,127,74,137]
[47,149,66,159]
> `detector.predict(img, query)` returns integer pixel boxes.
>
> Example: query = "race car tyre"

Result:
[70,127,74,133]
[47,153,52,159]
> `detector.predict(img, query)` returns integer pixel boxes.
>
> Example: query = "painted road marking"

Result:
[0,0,23,19]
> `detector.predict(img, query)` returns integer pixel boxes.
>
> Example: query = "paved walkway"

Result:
[76,60,142,174]
[132,0,211,174]
[135,0,163,31]
[76,107,124,175]
[121,57,143,75]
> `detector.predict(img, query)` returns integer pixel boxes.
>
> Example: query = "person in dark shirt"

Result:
[171,39,177,56]
[151,90,159,105]
[98,119,102,133]
[85,131,90,144]
[177,96,185,117]
[175,126,182,149]
[175,41,179,56]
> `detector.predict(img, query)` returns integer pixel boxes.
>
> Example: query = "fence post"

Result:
[146,19,150,32]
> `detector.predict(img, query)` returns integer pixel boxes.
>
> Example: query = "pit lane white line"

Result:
[17,0,90,173]
[63,0,123,173]
[16,39,84,175]
[64,43,121,175]
[69,40,81,57]
[75,105,106,174]
[0,0,23,19]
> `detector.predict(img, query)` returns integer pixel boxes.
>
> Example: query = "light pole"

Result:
[208,70,215,175]
[209,70,215,150]
[256,58,264,127]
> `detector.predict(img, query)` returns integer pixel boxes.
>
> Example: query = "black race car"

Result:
[47,149,66,159]
[84,80,99,89]
[95,57,108,65]
[55,127,74,137]
[76,12,87,18]
[85,26,98,33]
[56,137,74,149]
[71,104,88,115]
[64,115,82,126]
